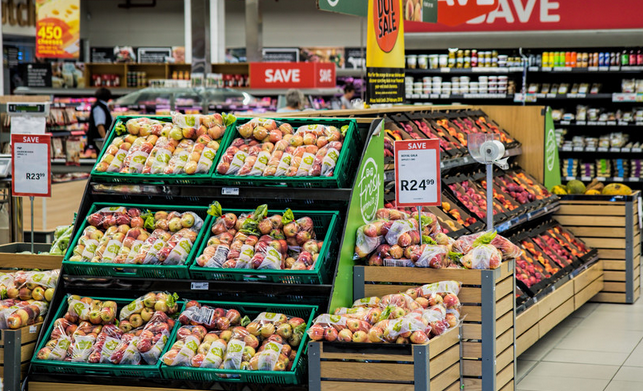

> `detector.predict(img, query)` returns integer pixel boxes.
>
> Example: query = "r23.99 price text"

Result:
[25,173,45,180]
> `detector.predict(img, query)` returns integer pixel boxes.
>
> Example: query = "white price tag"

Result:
[394,140,441,207]
[10,116,46,135]
[11,134,51,197]
[191,282,209,290]
[221,187,239,195]
[29,325,37,333]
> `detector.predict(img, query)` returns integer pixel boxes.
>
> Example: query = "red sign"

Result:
[373,0,401,53]
[11,134,51,198]
[438,0,498,26]
[249,62,336,89]
[36,0,80,59]
[406,0,643,32]
[395,139,441,207]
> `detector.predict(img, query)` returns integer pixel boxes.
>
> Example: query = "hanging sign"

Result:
[249,62,336,89]
[35,0,80,59]
[366,0,405,105]
[11,134,51,197]
[395,139,441,207]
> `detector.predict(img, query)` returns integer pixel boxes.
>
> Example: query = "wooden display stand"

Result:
[354,261,515,391]
[0,323,43,390]
[307,326,460,391]
[555,193,641,303]
[516,261,603,355]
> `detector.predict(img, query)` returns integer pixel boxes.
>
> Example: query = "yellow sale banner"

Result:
[36,0,80,59]
[366,0,406,105]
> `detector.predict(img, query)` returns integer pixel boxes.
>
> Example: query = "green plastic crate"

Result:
[91,115,233,185]
[62,202,212,279]
[161,300,317,384]
[188,209,340,284]
[211,117,358,188]
[31,294,180,378]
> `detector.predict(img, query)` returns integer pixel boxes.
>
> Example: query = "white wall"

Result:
[80,0,185,47]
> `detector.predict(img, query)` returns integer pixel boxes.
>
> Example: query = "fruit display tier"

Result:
[554,192,642,304]
[26,116,378,391]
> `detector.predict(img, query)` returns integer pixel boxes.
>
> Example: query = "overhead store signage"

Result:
[317,0,437,23]
[11,134,51,197]
[365,0,406,105]
[406,0,643,32]
[35,0,80,59]
[395,139,441,207]
[249,62,336,89]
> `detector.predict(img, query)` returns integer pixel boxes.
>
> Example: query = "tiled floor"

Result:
[517,299,643,390]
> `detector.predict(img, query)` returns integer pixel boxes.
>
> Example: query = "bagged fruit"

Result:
[385,220,416,247]
[274,153,293,177]
[147,144,174,174]
[353,224,384,260]
[321,147,340,176]
[462,244,503,269]
[248,151,271,176]
[107,147,128,173]
[195,146,217,174]
[70,334,96,362]
[251,341,282,371]
[197,339,228,368]
[222,338,245,372]
[415,245,449,268]
[382,314,430,343]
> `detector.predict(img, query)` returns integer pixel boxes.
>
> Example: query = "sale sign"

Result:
[36,0,80,59]
[395,139,441,207]
[11,134,51,197]
[366,0,406,105]
[249,62,336,89]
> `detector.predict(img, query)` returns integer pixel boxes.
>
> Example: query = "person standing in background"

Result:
[87,88,113,150]
[277,89,306,113]
[340,84,356,110]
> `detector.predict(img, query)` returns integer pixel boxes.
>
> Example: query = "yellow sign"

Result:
[35,0,80,59]
[366,0,406,105]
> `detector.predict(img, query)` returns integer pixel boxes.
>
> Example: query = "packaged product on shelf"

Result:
[0,299,48,329]
[68,206,204,266]
[36,293,177,366]
[0,269,59,303]
[309,280,461,344]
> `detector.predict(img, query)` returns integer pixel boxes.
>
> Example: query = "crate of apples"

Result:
[308,281,462,344]
[32,292,179,376]
[160,300,315,384]
[0,269,58,303]
[190,202,339,284]
[93,112,234,182]
[0,299,48,329]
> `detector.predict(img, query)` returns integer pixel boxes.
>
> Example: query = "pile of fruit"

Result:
[307,281,461,344]
[515,251,552,288]
[162,301,307,373]
[440,199,478,228]
[216,118,347,178]
[448,180,505,220]
[68,206,204,265]
[45,225,74,256]
[94,112,235,175]
[36,292,178,364]
[552,179,633,196]
[354,208,521,270]
[546,225,589,258]
[194,203,325,271]
[0,269,58,302]
[0,299,48,329]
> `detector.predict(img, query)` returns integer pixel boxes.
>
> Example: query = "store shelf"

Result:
[555,120,643,127]
[52,158,96,165]
[495,201,561,233]
[236,87,343,96]
[559,146,642,153]
[562,176,642,183]
[405,67,524,74]
[14,87,140,96]
[515,93,613,102]
[529,65,643,73]
[406,93,513,100]
[336,68,364,77]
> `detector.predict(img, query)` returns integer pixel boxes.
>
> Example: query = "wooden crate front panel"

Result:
[574,262,604,294]
[516,324,539,356]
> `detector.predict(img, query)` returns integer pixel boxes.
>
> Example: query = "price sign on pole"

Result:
[394,139,441,207]
[11,134,51,197]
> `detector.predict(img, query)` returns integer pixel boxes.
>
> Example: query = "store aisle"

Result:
[517,298,643,391]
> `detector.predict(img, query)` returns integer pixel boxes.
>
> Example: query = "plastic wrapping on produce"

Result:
[462,244,503,269]
[200,339,227,368]
[415,245,449,268]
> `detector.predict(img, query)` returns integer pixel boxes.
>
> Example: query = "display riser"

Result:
[555,194,641,303]
[0,323,42,391]
[516,261,603,355]
[307,326,461,391]
[354,262,515,391]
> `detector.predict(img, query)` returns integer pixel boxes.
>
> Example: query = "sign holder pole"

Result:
[486,163,494,231]
[30,196,34,253]
[417,205,422,246]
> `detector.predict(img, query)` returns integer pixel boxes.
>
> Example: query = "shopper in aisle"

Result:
[277,89,305,113]
[87,87,113,151]
[340,84,356,110]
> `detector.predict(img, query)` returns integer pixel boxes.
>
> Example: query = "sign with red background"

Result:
[406,0,643,32]
[249,63,336,89]
[11,134,51,198]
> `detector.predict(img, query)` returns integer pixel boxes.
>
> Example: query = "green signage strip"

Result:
[316,0,367,18]
[543,107,562,189]
[329,120,384,312]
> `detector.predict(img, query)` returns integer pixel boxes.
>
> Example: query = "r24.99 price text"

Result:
[25,173,45,180]
[400,179,435,191]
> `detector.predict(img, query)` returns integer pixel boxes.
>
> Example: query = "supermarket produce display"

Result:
[24,105,610,391]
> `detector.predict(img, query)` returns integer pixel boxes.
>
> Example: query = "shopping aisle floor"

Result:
[517,298,643,391]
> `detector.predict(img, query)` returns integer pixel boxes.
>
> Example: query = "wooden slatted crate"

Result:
[354,261,515,391]
[555,193,641,303]
[516,261,603,356]
[1,322,43,390]
[307,326,460,391]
